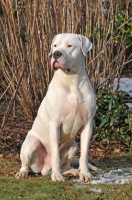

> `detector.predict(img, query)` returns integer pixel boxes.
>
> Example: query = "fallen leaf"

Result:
[6,135,12,139]
[71,193,76,198]
[20,188,25,191]
[60,184,68,189]
[8,171,15,175]
[0,172,5,175]
[96,197,102,200]
[0,162,6,168]
[0,154,4,158]
[14,153,19,160]
[5,153,13,159]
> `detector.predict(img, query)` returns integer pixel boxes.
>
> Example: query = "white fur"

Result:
[15,33,96,182]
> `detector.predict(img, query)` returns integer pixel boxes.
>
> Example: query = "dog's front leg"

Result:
[49,121,64,181]
[79,119,93,182]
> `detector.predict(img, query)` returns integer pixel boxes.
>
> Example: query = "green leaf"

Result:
[106,114,110,123]
[102,137,109,143]
[11,8,17,17]
[109,97,113,110]
[110,117,117,126]
[113,97,119,107]
[99,118,107,128]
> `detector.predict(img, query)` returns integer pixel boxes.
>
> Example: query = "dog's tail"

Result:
[71,158,101,172]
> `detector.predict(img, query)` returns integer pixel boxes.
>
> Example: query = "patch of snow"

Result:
[90,168,132,185]
[114,78,132,97]
[74,168,132,185]
[114,78,132,107]
[126,103,132,107]
[89,188,102,193]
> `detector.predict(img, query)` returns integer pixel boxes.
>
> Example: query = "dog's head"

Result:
[49,33,92,73]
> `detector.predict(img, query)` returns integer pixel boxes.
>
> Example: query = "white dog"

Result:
[15,33,97,182]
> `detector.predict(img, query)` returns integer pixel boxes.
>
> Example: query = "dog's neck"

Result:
[53,64,88,91]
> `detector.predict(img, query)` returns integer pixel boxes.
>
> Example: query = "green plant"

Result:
[94,87,132,146]
[114,13,132,48]
[92,26,104,39]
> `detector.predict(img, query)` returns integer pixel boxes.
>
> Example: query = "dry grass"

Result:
[0,0,132,128]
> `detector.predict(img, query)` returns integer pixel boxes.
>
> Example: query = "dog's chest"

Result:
[60,92,88,138]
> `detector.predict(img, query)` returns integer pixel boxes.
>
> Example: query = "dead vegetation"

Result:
[0,0,132,128]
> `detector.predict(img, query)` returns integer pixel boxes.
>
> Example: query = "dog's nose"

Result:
[53,51,62,58]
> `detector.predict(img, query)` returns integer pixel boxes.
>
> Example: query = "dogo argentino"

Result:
[15,33,98,182]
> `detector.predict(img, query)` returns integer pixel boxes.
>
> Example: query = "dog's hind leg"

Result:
[15,134,44,179]
[61,140,79,176]
[71,158,101,172]
[61,139,101,177]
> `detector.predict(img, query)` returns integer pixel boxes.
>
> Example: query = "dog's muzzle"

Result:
[52,51,71,73]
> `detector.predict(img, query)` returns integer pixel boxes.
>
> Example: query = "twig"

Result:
[0,81,12,100]
[96,58,132,90]
[1,63,27,130]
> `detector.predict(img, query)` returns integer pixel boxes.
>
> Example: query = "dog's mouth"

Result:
[65,68,71,72]
[54,67,71,73]
[53,61,71,73]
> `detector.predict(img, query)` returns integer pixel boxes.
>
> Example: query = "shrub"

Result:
[114,12,132,48]
[0,0,132,129]
[94,87,132,146]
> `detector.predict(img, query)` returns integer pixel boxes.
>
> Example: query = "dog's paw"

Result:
[15,171,28,179]
[51,171,65,182]
[79,171,92,183]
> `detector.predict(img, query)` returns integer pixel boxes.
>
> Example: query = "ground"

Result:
[0,111,132,199]
[0,149,132,199]
[0,87,132,199]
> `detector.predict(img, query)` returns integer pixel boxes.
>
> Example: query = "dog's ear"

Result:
[77,34,92,56]
[49,35,57,56]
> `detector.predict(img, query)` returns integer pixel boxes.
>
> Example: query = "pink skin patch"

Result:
[51,57,70,71]
[52,58,64,69]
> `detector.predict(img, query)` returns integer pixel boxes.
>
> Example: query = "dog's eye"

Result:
[54,45,57,47]
[67,45,72,47]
